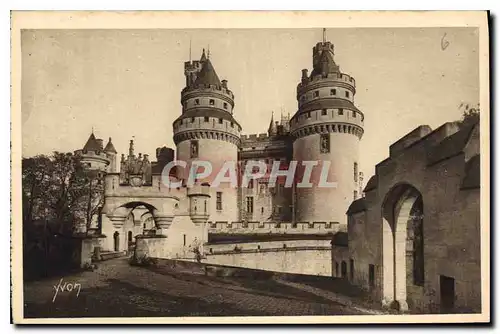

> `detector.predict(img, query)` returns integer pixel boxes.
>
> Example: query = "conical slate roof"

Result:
[82,133,102,152]
[104,137,117,153]
[194,58,221,87]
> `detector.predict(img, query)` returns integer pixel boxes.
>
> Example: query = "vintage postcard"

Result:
[11,11,490,324]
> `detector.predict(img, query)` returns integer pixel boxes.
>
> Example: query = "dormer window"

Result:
[209,99,215,106]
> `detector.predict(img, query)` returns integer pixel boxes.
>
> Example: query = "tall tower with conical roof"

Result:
[173,49,241,222]
[290,32,364,225]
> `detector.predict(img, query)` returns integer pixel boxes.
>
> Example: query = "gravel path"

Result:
[23,257,380,319]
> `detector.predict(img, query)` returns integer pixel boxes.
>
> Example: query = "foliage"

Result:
[22,151,105,278]
[22,151,105,236]
[458,102,480,129]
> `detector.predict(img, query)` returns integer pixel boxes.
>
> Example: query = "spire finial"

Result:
[189,37,192,62]
[200,48,207,62]
[129,137,135,157]
[323,28,326,43]
[207,44,210,59]
[91,126,94,134]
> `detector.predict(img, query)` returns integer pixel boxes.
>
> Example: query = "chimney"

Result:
[302,69,308,79]
[221,80,228,88]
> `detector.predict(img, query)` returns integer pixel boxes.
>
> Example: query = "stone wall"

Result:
[344,121,481,313]
[204,242,332,276]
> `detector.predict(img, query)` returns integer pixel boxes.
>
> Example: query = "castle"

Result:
[73,32,481,314]
[76,33,363,257]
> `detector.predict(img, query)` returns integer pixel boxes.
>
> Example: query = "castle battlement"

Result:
[181,85,235,100]
[240,133,270,141]
[206,220,340,233]
[299,72,356,88]
[75,149,109,158]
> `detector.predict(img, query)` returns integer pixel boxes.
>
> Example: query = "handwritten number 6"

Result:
[441,33,450,51]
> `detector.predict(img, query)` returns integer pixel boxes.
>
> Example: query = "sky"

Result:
[21,28,479,180]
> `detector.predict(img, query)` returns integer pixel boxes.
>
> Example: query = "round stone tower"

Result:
[74,132,110,172]
[173,49,241,222]
[290,35,364,226]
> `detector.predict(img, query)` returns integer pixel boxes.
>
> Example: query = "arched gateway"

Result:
[99,179,181,253]
[381,183,424,312]
[97,146,211,256]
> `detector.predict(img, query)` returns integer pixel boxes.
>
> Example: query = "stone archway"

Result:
[381,183,424,312]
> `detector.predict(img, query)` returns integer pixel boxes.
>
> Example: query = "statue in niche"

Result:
[190,140,199,158]
[320,134,330,153]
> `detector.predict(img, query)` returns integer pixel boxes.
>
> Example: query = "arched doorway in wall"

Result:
[381,183,424,312]
[113,231,120,252]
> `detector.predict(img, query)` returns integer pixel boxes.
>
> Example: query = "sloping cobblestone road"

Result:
[24,258,383,318]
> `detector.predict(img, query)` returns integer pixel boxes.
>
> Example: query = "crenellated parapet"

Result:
[240,133,271,142]
[297,72,356,99]
[181,85,235,109]
[206,220,340,234]
[173,128,240,146]
[291,120,364,140]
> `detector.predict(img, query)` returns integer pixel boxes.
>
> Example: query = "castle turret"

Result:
[75,132,110,172]
[290,31,364,225]
[104,137,117,172]
[173,49,241,222]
